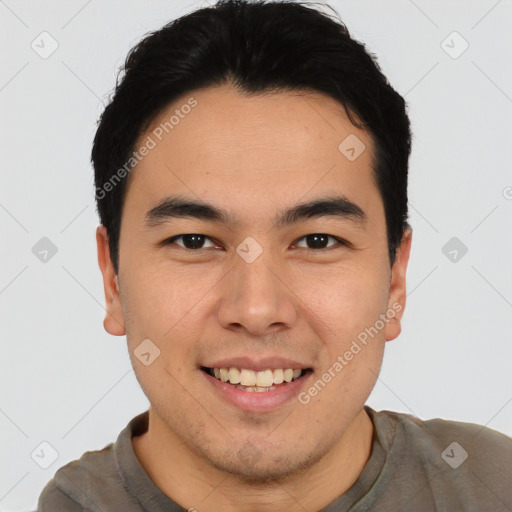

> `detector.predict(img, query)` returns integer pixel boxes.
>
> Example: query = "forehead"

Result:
[143,84,371,161]
[123,84,382,227]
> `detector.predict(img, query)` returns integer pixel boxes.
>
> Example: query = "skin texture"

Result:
[97,84,412,512]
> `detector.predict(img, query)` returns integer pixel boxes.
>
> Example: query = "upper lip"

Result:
[202,356,312,372]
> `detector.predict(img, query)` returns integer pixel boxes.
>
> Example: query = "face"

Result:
[97,84,411,481]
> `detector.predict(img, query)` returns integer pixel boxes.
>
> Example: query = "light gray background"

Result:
[1,0,511,510]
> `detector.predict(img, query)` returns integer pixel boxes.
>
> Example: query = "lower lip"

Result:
[200,369,313,412]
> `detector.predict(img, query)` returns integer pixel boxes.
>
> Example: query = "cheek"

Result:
[122,261,198,331]
[298,263,390,338]
[122,263,215,374]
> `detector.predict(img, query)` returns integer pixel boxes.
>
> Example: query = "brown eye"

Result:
[294,234,345,250]
[165,234,216,250]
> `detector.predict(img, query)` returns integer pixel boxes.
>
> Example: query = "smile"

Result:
[203,366,309,391]
[200,366,313,411]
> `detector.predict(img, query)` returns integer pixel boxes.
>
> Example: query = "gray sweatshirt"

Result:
[37,405,512,511]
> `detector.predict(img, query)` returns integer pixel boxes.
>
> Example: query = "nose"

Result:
[215,246,298,337]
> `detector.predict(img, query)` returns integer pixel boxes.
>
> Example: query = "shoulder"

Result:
[372,408,512,504]
[38,412,150,511]
[396,410,512,462]
[37,475,84,512]
[376,407,512,461]
[37,442,118,511]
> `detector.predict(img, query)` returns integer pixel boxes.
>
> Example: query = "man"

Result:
[37,0,511,511]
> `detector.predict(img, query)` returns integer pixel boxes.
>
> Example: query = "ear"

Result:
[96,225,126,336]
[384,228,412,342]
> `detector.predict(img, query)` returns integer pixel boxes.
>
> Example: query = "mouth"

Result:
[200,366,313,412]
[200,366,312,391]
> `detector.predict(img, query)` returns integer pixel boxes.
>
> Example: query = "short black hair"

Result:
[92,0,412,275]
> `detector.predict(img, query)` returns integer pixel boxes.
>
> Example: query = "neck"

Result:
[133,407,374,512]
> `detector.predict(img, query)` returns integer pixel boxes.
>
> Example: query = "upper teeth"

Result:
[212,368,302,387]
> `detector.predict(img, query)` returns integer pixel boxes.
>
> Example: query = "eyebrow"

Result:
[144,193,367,230]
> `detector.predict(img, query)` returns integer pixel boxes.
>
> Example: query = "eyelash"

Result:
[162,233,348,252]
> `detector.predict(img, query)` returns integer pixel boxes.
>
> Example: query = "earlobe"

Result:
[96,226,126,336]
[384,228,412,342]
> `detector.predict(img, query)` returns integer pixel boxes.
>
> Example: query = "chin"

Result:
[206,444,327,484]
